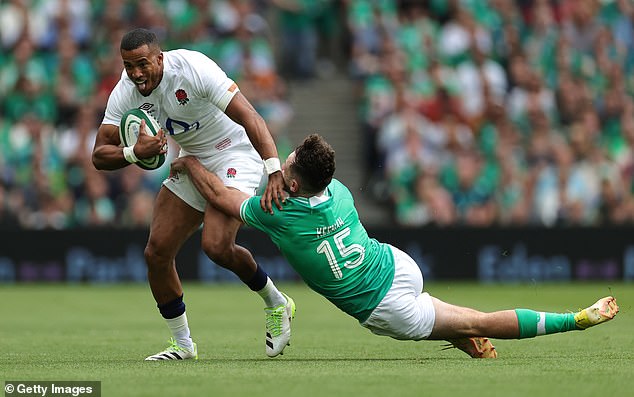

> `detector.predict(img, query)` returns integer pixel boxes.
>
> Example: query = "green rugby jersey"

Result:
[240,179,395,322]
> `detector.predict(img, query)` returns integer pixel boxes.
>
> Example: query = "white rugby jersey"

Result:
[102,49,253,161]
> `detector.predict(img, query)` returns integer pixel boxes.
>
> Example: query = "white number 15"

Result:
[316,227,365,279]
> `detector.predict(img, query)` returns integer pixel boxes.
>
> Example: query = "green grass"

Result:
[1,282,632,397]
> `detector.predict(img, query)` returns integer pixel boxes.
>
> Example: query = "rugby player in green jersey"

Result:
[170,134,619,358]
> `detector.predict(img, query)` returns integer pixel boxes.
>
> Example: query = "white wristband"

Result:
[263,157,281,175]
[123,145,139,163]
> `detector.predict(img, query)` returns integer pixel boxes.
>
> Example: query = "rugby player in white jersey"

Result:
[92,28,295,360]
[170,134,619,358]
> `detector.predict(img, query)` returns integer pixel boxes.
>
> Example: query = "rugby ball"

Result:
[119,108,166,170]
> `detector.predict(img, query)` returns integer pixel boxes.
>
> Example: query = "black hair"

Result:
[120,28,159,51]
[291,134,336,194]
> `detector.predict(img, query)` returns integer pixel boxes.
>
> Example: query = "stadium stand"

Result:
[351,0,634,227]
[1,0,634,229]
[0,0,294,229]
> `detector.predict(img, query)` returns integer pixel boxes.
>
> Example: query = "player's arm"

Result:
[92,121,167,170]
[170,156,248,219]
[224,92,285,214]
[92,123,130,170]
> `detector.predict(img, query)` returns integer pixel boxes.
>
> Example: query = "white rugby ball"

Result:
[119,108,166,170]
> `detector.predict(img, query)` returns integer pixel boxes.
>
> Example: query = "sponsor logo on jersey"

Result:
[175,89,189,105]
[226,168,237,178]
[215,138,232,151]
[138,103,158,118]
[165,118,200,135]
[139,102,158,120]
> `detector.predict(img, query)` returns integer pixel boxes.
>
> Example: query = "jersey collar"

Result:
[308,188,331,207]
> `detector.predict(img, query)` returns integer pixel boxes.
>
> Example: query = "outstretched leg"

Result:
[429,296,618,340]
[428,297,517,339]
[429,295,619,358]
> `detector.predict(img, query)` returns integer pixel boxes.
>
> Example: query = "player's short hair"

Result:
[291,134,336,194]
[120,28,160,51]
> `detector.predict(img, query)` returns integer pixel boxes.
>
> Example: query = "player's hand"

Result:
[169,156,195,177]
[169,157,185,177]
[135,120,168,159]
[260,171,285,214]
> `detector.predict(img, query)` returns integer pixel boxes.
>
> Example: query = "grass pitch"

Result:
[1,282,631,397]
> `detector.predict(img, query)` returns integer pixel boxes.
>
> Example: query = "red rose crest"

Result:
[226,168,237,178]
[175,89,189,105]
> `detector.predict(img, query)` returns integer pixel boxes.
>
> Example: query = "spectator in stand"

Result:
[358,36,408,181]
[345,0,400,82]
[378,86,435,164]
[455,44,507,121]
[0,183,20,229]
[561,0,601,55]
[48,31,96,128]
[1,37,54,123]
[418,60,463,123]
[555,72,592,127]
[36,0,92,49]
[413,172,457,227]
[437,3,492,67]
[384,122,441,226]
[518,0,559,88]
[73,167,115,227]
[0,0,46,50]
[270,0,322,79]
[121,189,155,228]
[440,149,497,226]
[508,58,558,130]
[496,149,530,225]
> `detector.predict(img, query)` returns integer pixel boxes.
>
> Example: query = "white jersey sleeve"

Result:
[185,50,240,112]
[102,73,136,126]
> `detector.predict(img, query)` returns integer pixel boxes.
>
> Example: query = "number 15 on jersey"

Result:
[316,227,366,279]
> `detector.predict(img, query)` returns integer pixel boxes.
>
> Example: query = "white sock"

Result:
[257,277,286,308]
[165,313,194,351]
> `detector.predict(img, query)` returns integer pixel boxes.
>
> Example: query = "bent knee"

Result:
[144,242,176,270]
[201,240,234,264]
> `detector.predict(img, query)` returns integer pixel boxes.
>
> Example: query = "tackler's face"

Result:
[282,151,297,194]
[121,44,163,97]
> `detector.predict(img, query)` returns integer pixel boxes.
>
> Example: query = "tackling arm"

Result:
[170,156,249,220]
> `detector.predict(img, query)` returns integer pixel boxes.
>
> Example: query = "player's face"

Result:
[121,44,163,96]
[281,151,297,194]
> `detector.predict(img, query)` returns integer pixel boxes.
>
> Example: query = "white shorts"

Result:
[360,245,436,340]
[163,143,264,212]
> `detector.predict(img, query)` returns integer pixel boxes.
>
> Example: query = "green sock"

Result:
[515,309,577,339]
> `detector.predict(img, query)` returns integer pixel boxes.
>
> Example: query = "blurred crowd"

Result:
[2,0,634,230]
[0,0,296,229]
[353,0,634,227]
